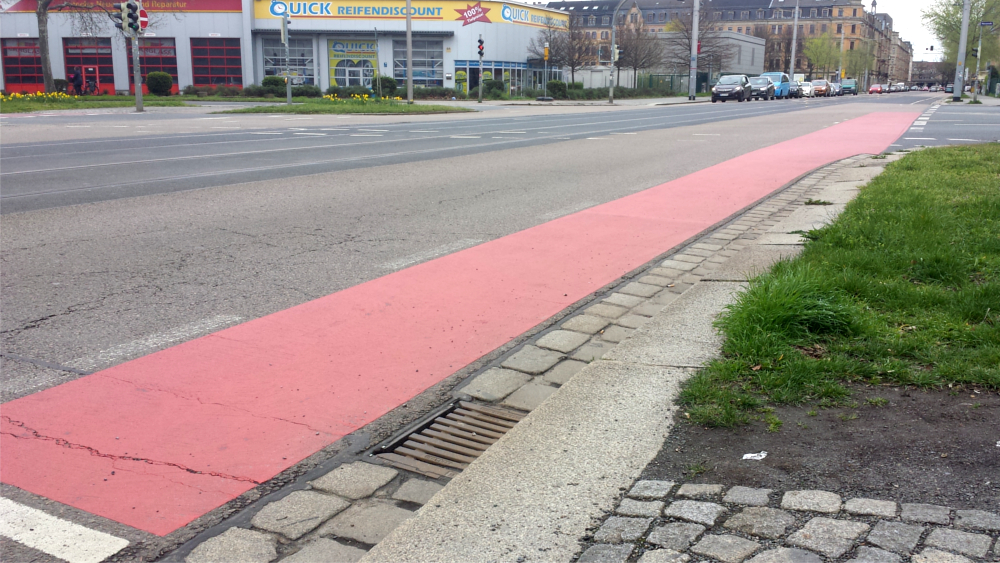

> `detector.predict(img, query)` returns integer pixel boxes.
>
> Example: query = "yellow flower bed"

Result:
[1,91,79,103]
[321,93,404,105]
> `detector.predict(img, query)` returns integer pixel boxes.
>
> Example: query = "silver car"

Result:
[799,81,815,97]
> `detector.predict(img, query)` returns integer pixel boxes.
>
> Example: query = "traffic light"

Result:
[126,1,140,32]
[612,43,619,62]
[281,13,290,44]
[971,48,979,58]
[112,2,127,32]
[477,38,484,57]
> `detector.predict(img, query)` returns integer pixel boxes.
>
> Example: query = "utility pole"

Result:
[954,0,971,102]
[687,0,700,100]
[282,12,291,104]
[788,0,800,83]
[837,22,845,83]
[973,22,992,103]
[608,0,628,103]
[131,34,143,112]
[406,0,413,103]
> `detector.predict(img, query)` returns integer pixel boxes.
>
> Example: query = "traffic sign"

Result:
[981,21,993,26]
[139,9,148,29]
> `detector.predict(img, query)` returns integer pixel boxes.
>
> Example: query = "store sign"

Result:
[329,38,377,88]
[255,0,566,28]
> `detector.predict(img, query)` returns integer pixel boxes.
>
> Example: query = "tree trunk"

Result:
[37,0,55,93]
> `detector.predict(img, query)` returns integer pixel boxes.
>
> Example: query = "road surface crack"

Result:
[1,415,262,485]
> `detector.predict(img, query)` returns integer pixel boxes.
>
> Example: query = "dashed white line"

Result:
[947,138,979,142]
[410,130,439,133]
[251,132,284,135]
[0,498,129,563]
[450,135,481,139]
[350,134,382,137]
[904,138,937,140]
[294,132,326,136]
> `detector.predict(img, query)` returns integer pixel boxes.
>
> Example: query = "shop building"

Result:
[0,0,567,94]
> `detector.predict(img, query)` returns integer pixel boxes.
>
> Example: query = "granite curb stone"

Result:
[617,499,666,517]
[319,501,414,545]
[391,479,443,505]
[845,498,898,518]
[664,500,727,527]
[594,517,655,543]
[912,548,974,563]
[903,504,952,525]
[924,528,993,558]
[647,522,707,550]
[460,368,531,401]
[500,345,564,374]
[745,548,823,563]
[250,490,350,539]
[848,547,902,563]
[186,528,277,563]
[723,507,797,539]
[578,544,635,563]
[781,490,843,513]
[691,534,760,563]
[536,330,591,353]
[723,486,773,507]
[866,520,925,554]
[786,517,870,558]
[280,538,367,563]
[954,510,1000,532]
[676,484,724,498]
[628,480,676,500]
[310,462,398,500]
[637,549,692,563]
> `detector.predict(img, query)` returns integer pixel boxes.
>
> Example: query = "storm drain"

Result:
[374,401,526,479]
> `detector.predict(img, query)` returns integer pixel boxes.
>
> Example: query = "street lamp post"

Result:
[954,0,971,102]
[788,0,800,83]
[973,22,994,103]
[607,0,628,104]
[406,0,413,104]
[687,0,700,100]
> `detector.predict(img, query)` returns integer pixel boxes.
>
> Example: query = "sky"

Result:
[861,0,943,62]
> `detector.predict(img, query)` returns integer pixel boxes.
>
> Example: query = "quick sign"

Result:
[256,0,567,27]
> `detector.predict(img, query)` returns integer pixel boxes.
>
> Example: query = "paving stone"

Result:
[676,484,724,498]
[615,314,649,329]
[647,522,707,550]
[570,341,616,362]
[600,325,634,343]
[780,490,842,513]
[660,259,698,271]
[616,499,665,517]
[280,538,366,563]
[901,503,952,525]
[318,501,414,545]
[593,516,654,543]
[639,275,674,287]
[631,303,666,317]
[500,345,564,375]
[578,544,635,563]
[663,282,694,295]
[673,254,705,264]
[651,290,682,304]
[664,500,727,527]
[723,507,797,539]
[501,382,556,411]
[628,480,676,500]
[954,509,1000,532]
[562,315,610,334]
[925,528,993,558]
[866,521,924,554]
[637,549,692,563]
[745,548,823,563]
[585,302,630,319]
[847,547,902,563]
[692,243,724,251]
[543,360,587,385]
[536,330,591,353]
[911,548,974,563]
[603,293,645,308]
[620,282,662,298]
[391,479,443,505]
[692,535,760,563]
[187,528,276,563]
[310,462,398,500]
[704,245,803,282]
[460,368,531,401]
[251,491,350,539]
[786,517,870,558]
[648,267,685,278]
[845,498,897,518]
[723,486,773,506]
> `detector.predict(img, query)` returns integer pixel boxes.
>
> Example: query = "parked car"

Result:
[945,83,955,93]
[832,83,843,96]
[789,81,803,98]
[711,74,752,103]
[922,86,930,91]
[841,79,859,95]
[750,77,776,100]
[800,81,816,97]
[869,84,883,94]
[812,79,832,96]
[929,85,940,92]
[759,72,791,98]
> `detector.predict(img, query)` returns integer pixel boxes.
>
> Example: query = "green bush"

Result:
[568,81,584,90]
[371,75,398,97]
[182,84,198,96]
[291,84,323,98]
[215,85,243,97]
[146,71,173,96]
[410,86,460,99]
[242,84,266,97]
[53,79,68,93]
[262,75,287,96]
[484,79,506,95]
[546,80,568,98]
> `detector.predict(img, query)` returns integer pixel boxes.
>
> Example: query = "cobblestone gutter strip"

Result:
[172,154,898,563]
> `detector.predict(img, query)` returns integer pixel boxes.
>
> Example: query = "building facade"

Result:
[0,0,567,94]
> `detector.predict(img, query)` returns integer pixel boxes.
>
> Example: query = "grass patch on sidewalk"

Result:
[681,144,1000,427]
[0,93,186,113]
[218,98,470,114]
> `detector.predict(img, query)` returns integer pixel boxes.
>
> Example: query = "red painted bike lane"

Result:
[0,112,918,536]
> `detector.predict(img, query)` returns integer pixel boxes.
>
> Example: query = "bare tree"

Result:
[562,14,594,85]
[617,23,661,87]
[35,0,120,92]
[528,24,567,70]
[752,25,795,74]
[661,12,736,76]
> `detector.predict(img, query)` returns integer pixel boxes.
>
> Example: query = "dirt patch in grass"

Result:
[645,384,1000,511]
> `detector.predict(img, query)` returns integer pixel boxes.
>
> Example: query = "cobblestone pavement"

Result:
[578,482,1000,563]
[176,152,912,562]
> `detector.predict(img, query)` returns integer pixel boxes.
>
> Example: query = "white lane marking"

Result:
[538,200,598,221]
[294,132,326,136]
[288,127,308,130]
[321,128,349,131]
[285,117,313,120]
[496,131,526,134]
[451,135,481,138]
[251,132,284,135]
[211,126,241,129]
[382,239,483,270]
[410,130,439,133]
[350,134,382,137]
[611,132,637,135]
[358,129,388,132]
[200,117,228,120]
[66,125,91,128]
[947,138,980,141]
[586,137,606,140]
[0,498,129,563]
[67,315,243,373]
[904,138,937,140]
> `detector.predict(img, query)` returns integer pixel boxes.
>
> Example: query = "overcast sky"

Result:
[859,0,942,62]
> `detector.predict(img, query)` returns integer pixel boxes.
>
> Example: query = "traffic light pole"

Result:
[608,0,627,104]
[130,34,143,112]
[687,0,700,100]
[282,13,291,104]
[788,0,800,85]
[478,34,483,104]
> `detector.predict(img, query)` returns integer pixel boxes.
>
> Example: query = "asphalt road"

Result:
[891,98,1000,150]
[0,92,953,561]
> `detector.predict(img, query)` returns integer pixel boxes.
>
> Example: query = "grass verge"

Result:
[218,100,470,114]
[0,98,187,113]
[680,144,1000,427]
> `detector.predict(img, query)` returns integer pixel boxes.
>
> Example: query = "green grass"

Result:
[218,99,470,114]
[1,97,186,113]
[680,144,1000,427]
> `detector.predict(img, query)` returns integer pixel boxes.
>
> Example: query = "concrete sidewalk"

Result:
[359,155,894,563]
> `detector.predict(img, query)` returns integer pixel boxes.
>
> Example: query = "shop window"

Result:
[63,37,114,93]
[191,38,242,85]
[264,37,314,85]
[127,37,178,92]
[393,40,443,87]
[2,38,42,91]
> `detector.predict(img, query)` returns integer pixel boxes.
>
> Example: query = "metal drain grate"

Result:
[375,401,526,479]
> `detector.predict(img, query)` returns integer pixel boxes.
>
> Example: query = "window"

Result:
[658,12,665,22]
[713,11,721,20]
[821,24,827,33]
[191,38,242,85]
[728,27,733,31]
[810,24,815,34]
[393,39,442,87]
[838,9,844,17]
[850,41,855,50]
[602,15,609,25]
[601,30,609,40]
[742,11,749,20]
[837,23,843,34]
[2,38,42,88]
[778,25,783,33]
[810,8,817,17]
[617,14,623,24]
[647,12,653,23]
[771,25,778,34]
[727,11,734,20]
[756,10,764,19]
[64,37,114,91]
[851,24,857,34]
[127,37,178,91]
[589,15,596,25]
[822,9,829,17]
[264,37,313,84]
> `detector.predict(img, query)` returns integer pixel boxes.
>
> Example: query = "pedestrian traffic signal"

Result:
[478,38,484,57]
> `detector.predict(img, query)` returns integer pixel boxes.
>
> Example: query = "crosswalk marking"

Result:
[0,498,129,563]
